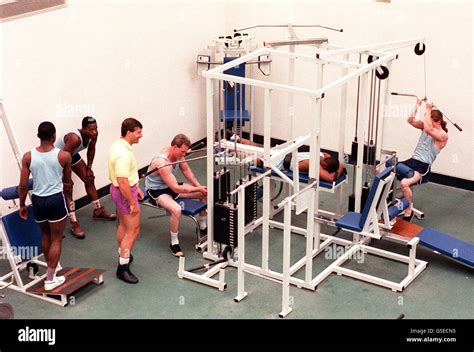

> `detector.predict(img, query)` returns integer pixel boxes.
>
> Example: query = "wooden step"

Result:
[26,267,105,297]
[390,219,424,239]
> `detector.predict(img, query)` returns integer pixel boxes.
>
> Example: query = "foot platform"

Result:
[26,267,105,306]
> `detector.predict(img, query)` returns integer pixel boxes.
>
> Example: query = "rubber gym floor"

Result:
[1,160,472,319]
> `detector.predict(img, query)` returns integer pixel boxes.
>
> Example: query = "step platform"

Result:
[26,267,105,306]
[389,218,424,239]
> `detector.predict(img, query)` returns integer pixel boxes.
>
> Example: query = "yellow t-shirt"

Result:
[108,138,139,187]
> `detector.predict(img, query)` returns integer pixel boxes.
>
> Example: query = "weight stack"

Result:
[214,169,231,203]
[349,141,377,166]
[214,202,238,247]
[234,180,258,225]
[348,185,370,212]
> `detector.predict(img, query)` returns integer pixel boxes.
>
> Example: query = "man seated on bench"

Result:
[145,134,207,257]
[226,130,345,182]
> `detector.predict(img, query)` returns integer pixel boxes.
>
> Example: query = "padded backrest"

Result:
[1,206,42,260]
[359,166,393,228]
[223,57,246,112]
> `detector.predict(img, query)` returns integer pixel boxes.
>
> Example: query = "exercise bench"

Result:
[331,166,428,291]
[139,186,208,252]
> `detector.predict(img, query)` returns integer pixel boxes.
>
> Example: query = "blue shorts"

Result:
[400,158,431,183]
[71,153,82,166]
[148,185,181,202]
[31,192,69,223]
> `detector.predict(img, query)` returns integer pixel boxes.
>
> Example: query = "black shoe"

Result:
[403,212,414,222]
[116,264,139,284]
[200,227,207,236]
[170,244,184,257]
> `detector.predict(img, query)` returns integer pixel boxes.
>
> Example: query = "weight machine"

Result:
[181,25,431,317]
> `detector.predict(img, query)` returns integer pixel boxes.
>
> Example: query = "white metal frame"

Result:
[180,34,427,317]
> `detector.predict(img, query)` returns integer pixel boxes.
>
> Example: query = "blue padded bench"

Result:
[1,206,42,261]
[249,166,347,190]
[0,179,34,200]
[417,227,474,269]
[336,167,393,237]
[139,186,207,251]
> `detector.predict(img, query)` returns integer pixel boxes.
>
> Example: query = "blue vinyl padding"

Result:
[249,166,347,189]
[223,57,246,113]
[220,110,250,121]
[221,57,249,127]
[336,166,393,232]
[140,187,207,216]
[334,212,363,232]
[388,198,409,220]
[1,206,42,260]
[386,159,414,179]
[417,227,474,268]
[0,179,34,200]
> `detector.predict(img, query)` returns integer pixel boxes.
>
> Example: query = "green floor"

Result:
[1,160,473,319]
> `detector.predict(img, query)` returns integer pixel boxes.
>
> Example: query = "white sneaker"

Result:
[44,275,66,291]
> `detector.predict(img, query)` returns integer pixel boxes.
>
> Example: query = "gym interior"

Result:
[0,0,472,325]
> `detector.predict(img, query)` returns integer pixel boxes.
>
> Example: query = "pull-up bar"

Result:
[234,24,343,33]
[391,92,463,132]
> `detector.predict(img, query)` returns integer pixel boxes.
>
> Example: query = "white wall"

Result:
[1,0,472,212]
[1,0,226,206]
[225,0,473,181]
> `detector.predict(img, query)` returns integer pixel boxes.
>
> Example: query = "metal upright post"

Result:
[336,54,350,216]
[355,72,369,213]
[261,175,270,271]
[235,186,248,302]
[279,199,293,318]
[205,79,215,254]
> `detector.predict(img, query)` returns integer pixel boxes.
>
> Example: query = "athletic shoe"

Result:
[403,212,414,222]
[93,206,117,221]
[170,244,184,257]
[44,275,66,291]
[71,221,85,239]
[116,264,139,284]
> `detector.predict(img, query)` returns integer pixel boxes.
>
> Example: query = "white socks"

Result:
[170,231,179,245]
[119,256,130,265]
[92,200,101,209]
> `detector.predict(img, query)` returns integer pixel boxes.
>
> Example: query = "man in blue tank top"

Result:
[145,134,207,257]
[400,98,449,221]
[55,116,116,239]
[18,122,73,291]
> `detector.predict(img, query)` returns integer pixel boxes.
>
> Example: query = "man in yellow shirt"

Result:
[108,118,144,284]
